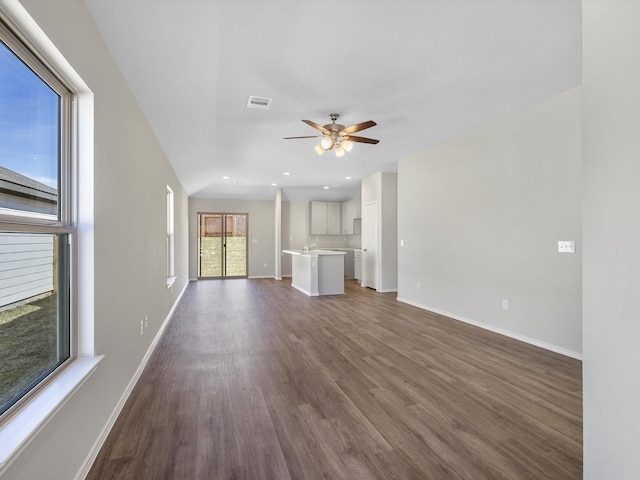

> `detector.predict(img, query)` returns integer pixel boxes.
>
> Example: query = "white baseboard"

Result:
[377,288,398,293]
[75,281,189,480]
[396,297,582,361]
[248,275,274,279]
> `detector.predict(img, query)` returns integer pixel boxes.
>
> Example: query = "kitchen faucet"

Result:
[303,244,317,252]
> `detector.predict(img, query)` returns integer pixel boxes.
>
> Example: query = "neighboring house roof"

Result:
[0,165,57,203]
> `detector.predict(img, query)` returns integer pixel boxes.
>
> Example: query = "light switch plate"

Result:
[558,241,576,253]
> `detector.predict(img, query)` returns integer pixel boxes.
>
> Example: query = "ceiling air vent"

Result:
[247,95,272,109]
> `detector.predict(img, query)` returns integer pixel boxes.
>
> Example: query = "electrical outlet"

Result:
[558,241,576,253]
[417,281,421,289]
[140,320,144,335]
[263,262,267,268]
[145,315,148,328]
[502,299,509,311]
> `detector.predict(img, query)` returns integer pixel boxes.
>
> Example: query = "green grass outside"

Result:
[199,236,247,277]
[0,294,58,412]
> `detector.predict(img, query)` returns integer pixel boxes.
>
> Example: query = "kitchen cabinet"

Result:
[310,201,341,235]
[354,250,362,283]
[341,195,362,235]
[341,200,354,235]
[334,248,355,279]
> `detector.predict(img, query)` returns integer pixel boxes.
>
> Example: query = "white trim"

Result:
[74,282,188,480]
[0,3,101,476]
[377,288,398,293]
[0,356,104,475]
[396,297,583,360]
[248,275,274,279]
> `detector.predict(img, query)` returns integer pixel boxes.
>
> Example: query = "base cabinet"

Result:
[354,250,362,283]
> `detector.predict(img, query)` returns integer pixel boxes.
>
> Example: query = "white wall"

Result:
[583,2,640,478]
[281,201,308,277]
[397,88,582,357]
[188,198,276,279]
[380,173,398,292]
[2,1,190,479]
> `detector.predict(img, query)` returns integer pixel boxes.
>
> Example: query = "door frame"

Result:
[197,212,249,279]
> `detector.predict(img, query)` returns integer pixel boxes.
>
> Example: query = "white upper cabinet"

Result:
[327,202,341,234]
[310,201,341,235]
[341,200,354,235]
[340,191,362,235]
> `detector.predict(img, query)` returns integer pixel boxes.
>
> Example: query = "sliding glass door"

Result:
[197,213,248,278]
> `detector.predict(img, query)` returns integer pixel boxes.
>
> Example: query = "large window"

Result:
[166,186,175,286]
[0,19,74,417]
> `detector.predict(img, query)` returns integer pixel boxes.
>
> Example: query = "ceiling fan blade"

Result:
[345,135,379,144]
[283,135,323,140]
[302,120,331,134]
[342,120,377,135]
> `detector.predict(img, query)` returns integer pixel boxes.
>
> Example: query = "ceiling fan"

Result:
[283,113,379,157]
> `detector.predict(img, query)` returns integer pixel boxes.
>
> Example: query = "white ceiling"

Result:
[84,0,581,202]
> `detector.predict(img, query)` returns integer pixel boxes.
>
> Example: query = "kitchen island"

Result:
[282,249,346,296]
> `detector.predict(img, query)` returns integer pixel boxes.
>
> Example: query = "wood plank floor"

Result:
[87,279,582,480]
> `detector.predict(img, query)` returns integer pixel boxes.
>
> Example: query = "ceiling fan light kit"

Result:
[284,113,379,157]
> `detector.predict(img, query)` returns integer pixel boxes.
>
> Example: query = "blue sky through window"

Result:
[0,41,59,189]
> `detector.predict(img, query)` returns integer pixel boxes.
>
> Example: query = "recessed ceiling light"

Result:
[283,172,290,176]
[222,176,230,180]
[345,176,352,180]
[323,186,329,190]
[272,183,277,186]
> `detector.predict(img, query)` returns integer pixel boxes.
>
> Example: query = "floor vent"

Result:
[247,95,272,109]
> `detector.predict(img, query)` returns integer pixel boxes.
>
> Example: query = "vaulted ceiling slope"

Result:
[85,0,581,201]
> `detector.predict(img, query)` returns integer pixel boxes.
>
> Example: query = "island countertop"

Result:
[282,250,345,296]
[283,249,346,256]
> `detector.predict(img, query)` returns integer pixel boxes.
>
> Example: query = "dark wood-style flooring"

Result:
[87,279,582,480]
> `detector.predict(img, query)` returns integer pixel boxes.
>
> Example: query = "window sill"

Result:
[167,276,177,288]
[0,355,104,475]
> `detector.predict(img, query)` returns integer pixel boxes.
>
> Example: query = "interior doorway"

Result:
[197,212,248,278]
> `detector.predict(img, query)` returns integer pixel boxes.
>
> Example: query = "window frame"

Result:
[0,19,72,228]
[0,4,100,473]
[166,185,176,287]
[0,16,77,417]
